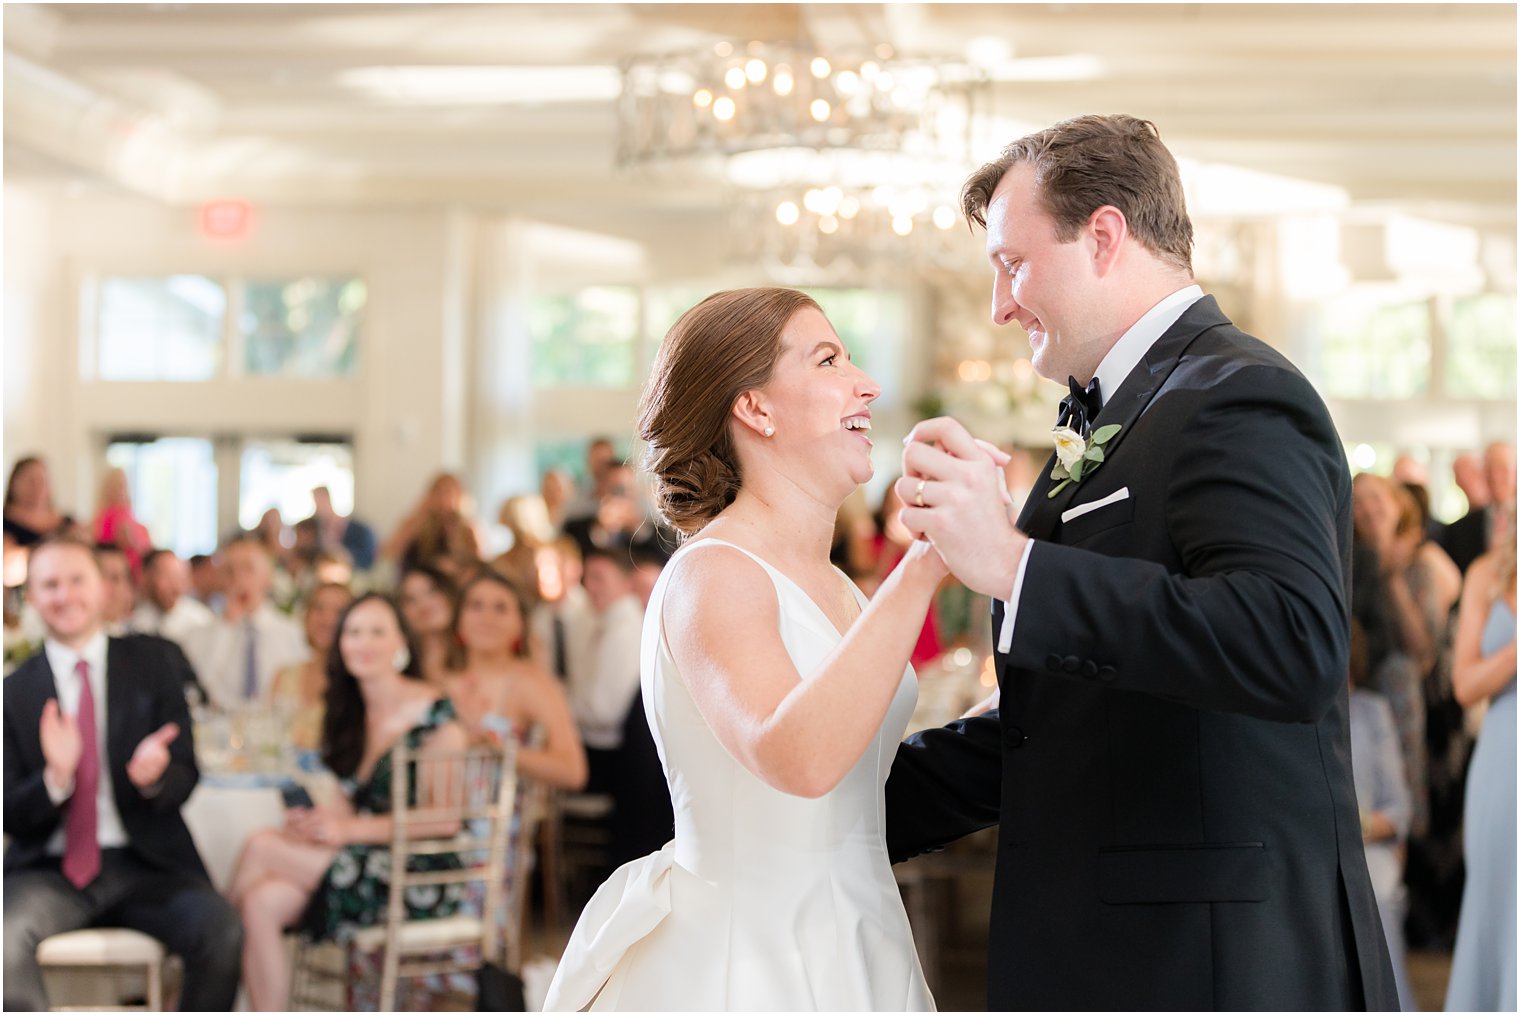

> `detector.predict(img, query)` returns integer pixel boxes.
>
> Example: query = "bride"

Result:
[545,288,1000,1012]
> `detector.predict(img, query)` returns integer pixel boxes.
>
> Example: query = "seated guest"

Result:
[268,583,352,752]
[94,544,137,638]
[629,543,666,609]
[305,485,377,572]
[563,463,673,563]
[539,468,574,536]
[574,550,668,867]
[528,536,592,685]
[382,473,482,573]
[1348,622,1416,1011]
[398,564,458,690]
[3,535,242,1011]
[571,549,645,791]
[92,468,152,581]
[564,436,618,524]
[493,494,556,603]
[3,456,70,549]
[445,569,586,790]
[130,548,214,648]
[183,537,307,710]
[228,595,467,1012]
[188,552,225,613]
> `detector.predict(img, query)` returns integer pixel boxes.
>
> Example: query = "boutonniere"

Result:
[1048,423,1122,498]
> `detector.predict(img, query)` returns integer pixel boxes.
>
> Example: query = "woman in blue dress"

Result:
[1445,530,1517,1011]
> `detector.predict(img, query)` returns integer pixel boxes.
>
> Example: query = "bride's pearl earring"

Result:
[763,426,775,437]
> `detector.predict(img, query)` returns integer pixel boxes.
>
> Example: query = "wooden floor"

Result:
[1409,948,1454,1012]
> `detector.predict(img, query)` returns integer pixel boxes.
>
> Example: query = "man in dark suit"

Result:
[1438,450,1493,573]
[888,115,1397,1010]
[4,535,242,1011]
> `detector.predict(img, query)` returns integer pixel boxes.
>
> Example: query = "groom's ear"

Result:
[731,391,773,438]
[1086,204,1128,277]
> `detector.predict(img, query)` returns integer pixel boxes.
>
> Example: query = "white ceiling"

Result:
[4,2,1515,229]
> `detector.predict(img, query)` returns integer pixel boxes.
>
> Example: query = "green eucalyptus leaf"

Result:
[1070,459,1086,482]
[1092,424,1122,445]
[1050,462,1069,480]
[1085,446,1105,463]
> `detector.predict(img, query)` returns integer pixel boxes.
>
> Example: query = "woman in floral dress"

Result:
[229,593,468,1011]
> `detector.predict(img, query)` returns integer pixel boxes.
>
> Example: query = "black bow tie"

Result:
[1056,375,1103,438]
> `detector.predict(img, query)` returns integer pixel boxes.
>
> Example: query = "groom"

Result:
[886,115,1398,1010]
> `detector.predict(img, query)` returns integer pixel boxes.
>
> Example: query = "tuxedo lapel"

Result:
[1021,296,1231,543]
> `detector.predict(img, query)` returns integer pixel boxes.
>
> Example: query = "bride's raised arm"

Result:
[660,538,945,799]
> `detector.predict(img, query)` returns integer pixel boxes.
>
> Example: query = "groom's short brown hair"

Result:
[961,114,1193,274]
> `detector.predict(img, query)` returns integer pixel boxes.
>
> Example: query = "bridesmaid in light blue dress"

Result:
[1445,539,1517,1012]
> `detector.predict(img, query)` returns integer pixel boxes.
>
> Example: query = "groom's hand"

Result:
[897,417,1029,600]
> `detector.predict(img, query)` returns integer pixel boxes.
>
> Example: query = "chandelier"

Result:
[617,41,984,164]
[618,39,986,273]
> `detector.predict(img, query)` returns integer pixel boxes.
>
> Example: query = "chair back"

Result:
[379,738,520,1009]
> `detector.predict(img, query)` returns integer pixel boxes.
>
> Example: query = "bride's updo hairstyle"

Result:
[638,287,821,536]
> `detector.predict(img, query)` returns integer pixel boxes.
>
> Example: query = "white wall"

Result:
[4,183,65,499]
[5,189,471,537]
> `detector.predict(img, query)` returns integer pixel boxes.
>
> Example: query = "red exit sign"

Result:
[198,199,253,239]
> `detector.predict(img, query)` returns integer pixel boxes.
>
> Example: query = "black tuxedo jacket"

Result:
[886,297,1398,1010]
[4,634,208,880]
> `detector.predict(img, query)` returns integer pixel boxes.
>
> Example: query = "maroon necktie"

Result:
[61,659,101,889]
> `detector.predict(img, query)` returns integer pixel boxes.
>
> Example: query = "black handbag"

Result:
[477,960,527,1011]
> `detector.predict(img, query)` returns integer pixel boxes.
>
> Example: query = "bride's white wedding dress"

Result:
[544,538,934,1011]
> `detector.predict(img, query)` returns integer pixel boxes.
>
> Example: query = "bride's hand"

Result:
[900,532,950,585]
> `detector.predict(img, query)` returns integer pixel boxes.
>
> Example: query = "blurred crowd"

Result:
[2,436,1515,1010]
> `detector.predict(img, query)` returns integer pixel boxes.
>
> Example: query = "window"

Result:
[95,276,225,381]
[642,286,713,355]
[241,277,366,378]
[1446,293,1516,400]
[238,440,354,532]
[1309,292,1431,399]
[805,287,909,395]
[91,274,365,381]
[529,286,640,387]
[105,438,218,556]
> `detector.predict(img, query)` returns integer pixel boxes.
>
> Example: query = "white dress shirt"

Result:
[183,602,309,710]
[129,596,215,649]
[998,285,1205,653]
[42,631,129,853]
[530,585,594,685]
[569,594,645,750]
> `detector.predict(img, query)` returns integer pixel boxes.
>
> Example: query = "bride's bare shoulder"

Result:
[662,538,778,626]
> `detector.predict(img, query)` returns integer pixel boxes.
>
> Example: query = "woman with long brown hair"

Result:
[546,289,1005,1011]
[229,593,467,1010]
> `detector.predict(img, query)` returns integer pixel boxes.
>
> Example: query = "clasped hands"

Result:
[283,804,347,845]
[895,417,1030,600]
[40,699,180,794]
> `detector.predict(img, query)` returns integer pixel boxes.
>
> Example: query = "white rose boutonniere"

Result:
[1048,423,1122,498]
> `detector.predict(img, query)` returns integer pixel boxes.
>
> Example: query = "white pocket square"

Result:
[1061,486,1131,524]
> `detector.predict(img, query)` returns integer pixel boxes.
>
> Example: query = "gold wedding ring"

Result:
[914,477,927,507]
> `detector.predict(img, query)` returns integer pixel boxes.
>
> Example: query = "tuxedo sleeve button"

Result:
[1003,726,1025,749]
[1045,654,1063,672]
[1081,660,1099,678]
[1061,656,1082,673]
[1097,665,1118,682]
